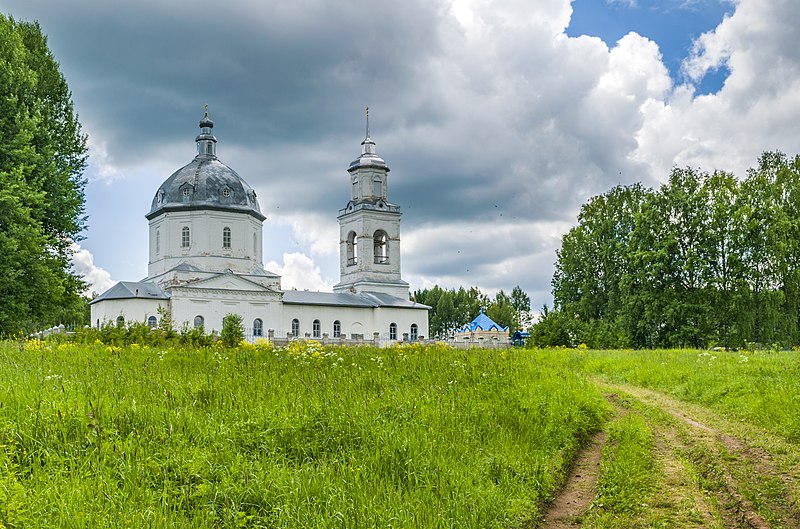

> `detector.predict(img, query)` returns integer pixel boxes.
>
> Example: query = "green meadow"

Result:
[1,341,798,528]
[0,340,605,528]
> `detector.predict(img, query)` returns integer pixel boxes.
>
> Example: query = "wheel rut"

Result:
[536,382,800,528]
[539,429,606,528]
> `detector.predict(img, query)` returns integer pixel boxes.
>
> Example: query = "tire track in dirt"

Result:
[539,382,799,528]
[539,429,607,528]
[539,395,626,528]
[603,382,800,529]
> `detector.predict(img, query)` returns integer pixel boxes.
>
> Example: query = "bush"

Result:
[221,313,244,348]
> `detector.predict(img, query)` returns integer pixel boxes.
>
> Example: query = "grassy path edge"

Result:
[539,378,800,528]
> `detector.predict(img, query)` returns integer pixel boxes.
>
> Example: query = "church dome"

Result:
[146,109,265,221]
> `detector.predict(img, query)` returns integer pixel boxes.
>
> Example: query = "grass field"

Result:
[0,340,606,528]
[1,341,798,528]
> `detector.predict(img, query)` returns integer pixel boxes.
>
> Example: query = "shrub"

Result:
[221,313,244,348]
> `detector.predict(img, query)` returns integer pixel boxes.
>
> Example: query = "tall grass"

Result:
[0,340,606,528]
[548,348,800,441]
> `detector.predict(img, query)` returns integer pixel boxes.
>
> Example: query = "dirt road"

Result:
[539,382,800,528]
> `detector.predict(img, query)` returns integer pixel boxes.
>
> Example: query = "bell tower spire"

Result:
[196,104,217,157]
[334,109,409,298]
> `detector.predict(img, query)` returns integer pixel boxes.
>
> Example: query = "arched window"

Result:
[194,315,204,329]
[291,318,300,337]
[313,319,321,338]
[181,226,190,248]
[253,318,263,337]
[333,320,341,338]
[410,324,419,341]
[116,315,125,328]
[223,227,231,249]
[147,315,157,328]
[352,177,358,199]
[156,230,160,254]
[389,322,398,341]
[346,231,358,266]
[373,230,388,264]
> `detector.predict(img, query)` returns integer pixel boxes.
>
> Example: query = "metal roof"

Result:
[91,281,169,304]
[146,110,265,221]
[283,290,429,309]
[455,309,508,333]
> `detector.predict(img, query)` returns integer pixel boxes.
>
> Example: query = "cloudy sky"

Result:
[3,0,799,311]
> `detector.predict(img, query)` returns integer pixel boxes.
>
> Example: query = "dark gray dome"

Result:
[146,110,265,221]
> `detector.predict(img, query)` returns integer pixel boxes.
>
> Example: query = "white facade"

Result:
[148,210,264,279]
[90,110,429,342]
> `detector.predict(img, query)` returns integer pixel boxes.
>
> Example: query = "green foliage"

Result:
[414,284,532,338]
[590,413,654,523]
[540,152,800,349]
[0,439,30,527]
[0,15,87,335]
[220,313,244,348]
[0,340,607,527]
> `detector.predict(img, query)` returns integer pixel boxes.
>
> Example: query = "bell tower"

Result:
[333,109,410,298]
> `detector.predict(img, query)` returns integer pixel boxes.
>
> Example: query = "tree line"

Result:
[0,14,88,335]
[413,285,531,339]
[531,151,800,349]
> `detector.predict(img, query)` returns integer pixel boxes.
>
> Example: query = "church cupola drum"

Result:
[145,107,266,280]
[334,109,410,299]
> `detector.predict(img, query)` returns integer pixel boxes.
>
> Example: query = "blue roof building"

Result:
[453,309,510,347]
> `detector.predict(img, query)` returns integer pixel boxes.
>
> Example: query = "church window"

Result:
[253,232,257,256]
[116,315,125,328]
[352,177,358,199]
[194,315,204,329]
[333,320,341,338]
[389,322,397,341]
[313,319,321,338]
[253,318,263,337]
[156,230,160,254]
[291,319,300,337]
[147,315,157,328]
[411,324,419,341]
[373,175,381,197]
[373,230,388,264]
[182,227,190,248]
[347,231,358,266]
[223,227,231,249]
[222,187,231,198]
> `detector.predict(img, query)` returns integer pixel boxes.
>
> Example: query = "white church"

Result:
[90,109,429,343]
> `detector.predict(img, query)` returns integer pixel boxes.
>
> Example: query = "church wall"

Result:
[338,209,402,280]
[149,209,263,277]
[373,307,428,341]
[279,304,427,342]
[169,290,282,336]
[90,298,166,329]
[281,304,375,340]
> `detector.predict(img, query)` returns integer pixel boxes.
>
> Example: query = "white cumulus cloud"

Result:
[70,244,115,295]
[265,252,334,292]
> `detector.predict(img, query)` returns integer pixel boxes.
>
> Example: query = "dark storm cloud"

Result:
[8,0,795,307]
[9,0,442,157]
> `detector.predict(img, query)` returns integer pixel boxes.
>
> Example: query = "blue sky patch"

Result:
[567,0,735,94]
